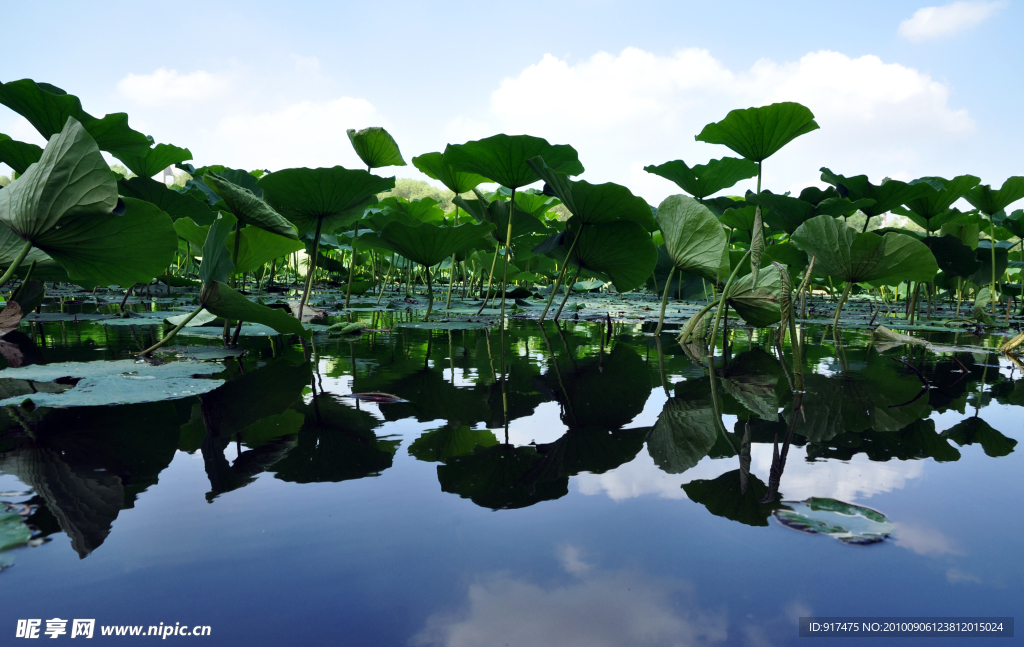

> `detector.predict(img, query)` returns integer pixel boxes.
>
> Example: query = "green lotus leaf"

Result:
[0,134,42,175]
[0,511,31,552]
[173,217,208,254]
[525,156,655,231]
[371,220,494,267]
[726,263,783,327]
[895,175,980,231]
[970,241,1009,286]
[719,204,758,233]
[507,191,560,219]
[200,280,309,338]
[228,226,305,274]
[923,235,981,279]
[761,241,808,274]
[444,134,583,189]
[656,194,729,281]
[696,102,819,162]
[0,223,68,281]
[205,172,298,240]
[0,359,223,408]
[258,166,394,236]
[556,219,658,293]
[744,190,815,234]
[0,117,118,239]
[820,168,938,222]
[964,176,1024,215]
[0,79,152,156]
[411,151,487,194]
[347,127,406,169]
[199,212,237,284]
[452,196,547,244]
[119,176,217,225]
[997,209,1024,239]
[112,143,193,179]
[33,197,177,287]
[791,215,938,285]
[644,157,758,199]
[375,196,446,225]
[647,393,718,474]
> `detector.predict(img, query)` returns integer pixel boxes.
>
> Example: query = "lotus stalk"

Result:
[654,267,675,335]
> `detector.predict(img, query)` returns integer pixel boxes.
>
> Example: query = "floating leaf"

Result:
[773,498,894,544]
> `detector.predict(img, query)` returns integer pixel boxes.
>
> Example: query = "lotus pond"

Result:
[0,285,1020,646]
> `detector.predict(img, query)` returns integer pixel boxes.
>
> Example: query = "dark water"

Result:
[1,310,1021,646]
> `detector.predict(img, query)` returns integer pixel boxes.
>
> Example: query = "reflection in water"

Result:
[412,546,728,647]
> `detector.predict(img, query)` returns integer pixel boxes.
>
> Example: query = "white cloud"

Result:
[209,97,385,170]
[898,1,1007,42]
[893,522,962,556]
[116,68,229,108]
[412,554,728,647]
[476,47,974,203]
[291,54,320,73]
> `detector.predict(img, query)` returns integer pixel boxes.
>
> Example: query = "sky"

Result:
[2,0,1021,207]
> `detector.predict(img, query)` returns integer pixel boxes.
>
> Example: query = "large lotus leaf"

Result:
[199,212,237,284]
[0,134,42,175]
[643,157,757,199]
[258,166,394,236]
[118,176,217,226]
[898,175,980,226]
[0,359,223,407]
[647,394,718,474]
[719,204,757,233]
[371,220,493,267]
[526,156,654,230]
[656,194,729,281]
[0,117,117,239]
[923,235,981,279]
[205,172,297,240]
[964,176,1024,215]
[454,197,548,244]
[347,127,406,169]
[683,470,781,526]
[761,241,808,274]
[173,217,208,254]
[437,443,568,510]
[444,134,583,189]
[943,417,1017,457]
[997,209,1024,239]
[646,248,711,300]
[408,425,499,463]
[228,226,305,274]
[696,102,819,162]
[376,196,446,225]
[0,223,68,281]
[726,264,783,327]
[33,197,177,287]
[744,189,814,234]
[412,151,487,194]
[507,191,559,219]
[820,168,937,220]
[969,242,1009,286]
[0,79,152,155]
[551,219,658,293]
[200,280,309,338]
[112,143,192,179]
[791,215,938,284]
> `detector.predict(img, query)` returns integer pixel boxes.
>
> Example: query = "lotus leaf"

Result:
[112,143,192,179]
[259,166,394,236]
[347,127,406,169]
[119,176,217,226]
[0,134,42,175]
[411,151,487,194]
[205,172,298,240]
[644,157,758,200]
[444,134,583,189]
[656,195,729,281]
[791,215,938,285]
[696,102,819,162]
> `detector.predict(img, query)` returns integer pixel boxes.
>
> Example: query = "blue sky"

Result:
[2,0,1021,206]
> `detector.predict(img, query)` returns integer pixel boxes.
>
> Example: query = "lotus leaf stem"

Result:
[832,281,853,330]
[553,265,582,321]
[138,304,204,356]
[0,240,33,290]
[300,217,324,321]
[475,241,502,315]
[498,188,516,321]
[539,230,581,322]
[708,249,751,362]
[654,267,677,336]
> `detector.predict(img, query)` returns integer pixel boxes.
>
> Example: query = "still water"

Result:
[1,308,1021,645]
